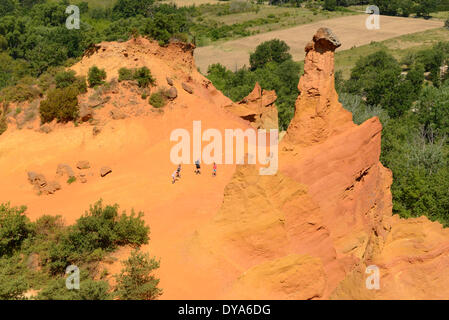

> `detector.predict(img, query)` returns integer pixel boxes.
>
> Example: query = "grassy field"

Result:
[161,0,220,5]
[198,4,355,26]
[431,10,449,20]
[335,27,449,78]
[191,4,356,46]
[49,0,116,8]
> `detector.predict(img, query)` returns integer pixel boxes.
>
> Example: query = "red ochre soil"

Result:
[2,32,449,300]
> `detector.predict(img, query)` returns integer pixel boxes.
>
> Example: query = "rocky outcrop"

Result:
[110,108,127,120]
[225,82,278,130]
[27,171,61,195]
[283,27,353,147]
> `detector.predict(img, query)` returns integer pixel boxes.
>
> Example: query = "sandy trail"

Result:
[194,14,443,72]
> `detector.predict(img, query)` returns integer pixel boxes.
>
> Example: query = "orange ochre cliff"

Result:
[1,29,449,300]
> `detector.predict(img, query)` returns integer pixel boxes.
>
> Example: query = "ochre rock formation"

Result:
[225,83,279,130]
[2,31,449,300]
[283,27,353,147]
[189,28,449,299]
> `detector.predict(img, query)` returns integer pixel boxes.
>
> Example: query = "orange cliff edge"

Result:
[0,30,449,299]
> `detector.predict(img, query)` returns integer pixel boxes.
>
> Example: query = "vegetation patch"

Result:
[88,66,107,88]
[118,67,156,88]
[39,86,79,124]
[149,91,167,108]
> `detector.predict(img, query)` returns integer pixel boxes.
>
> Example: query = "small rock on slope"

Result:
[182,82,193,94]
[100,166,112,177]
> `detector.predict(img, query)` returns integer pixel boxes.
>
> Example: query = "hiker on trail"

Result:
[212,162,217,177]
[172,170,177,184]
[176,164,182,178]
[195,160,201,175]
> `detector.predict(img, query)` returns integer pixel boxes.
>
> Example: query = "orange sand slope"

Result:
[1,32,449,300]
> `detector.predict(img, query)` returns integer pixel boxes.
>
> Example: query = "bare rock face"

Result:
[182,82,193,94]
[28,172,47,188]
[100,166,112,177]
[27,172,61,195]
[225,82,278,130]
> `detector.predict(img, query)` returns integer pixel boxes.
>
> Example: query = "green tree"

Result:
[39,86,79,123]
[149,92,166,108]
[0,0,16,18]
[114,249,162,300]
[206,58,301,130]
[415,83,449,138]
[405,62,425,99]
[249,39,292,71]
[112,0,154,19]
[37,276,111,300]
[87,66,106,88]
[118,67,134,82]
[55,70,77,89]
[324,0,337,11]
[415,0,437,17]
[47,200,149,274]
[345,50,412,117]
[0,255,29,300]
[133,66,155,88]
[68,200,149,253]
[145,12,174,45]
